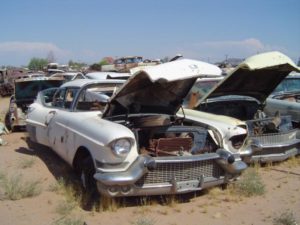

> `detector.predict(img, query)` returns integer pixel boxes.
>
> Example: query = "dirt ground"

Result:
[0,96,299,225]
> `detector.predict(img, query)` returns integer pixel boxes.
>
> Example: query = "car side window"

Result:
[41,88,58,107]
[75,88,109,112]
[64,88,78,109]
[52,88,79,109]
[52,89,66,108]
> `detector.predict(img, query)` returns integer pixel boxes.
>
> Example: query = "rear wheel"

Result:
[4,112,11,132]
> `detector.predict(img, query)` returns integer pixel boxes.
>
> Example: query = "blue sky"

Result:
[0,0,299,66]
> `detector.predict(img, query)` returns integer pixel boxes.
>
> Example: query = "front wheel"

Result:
[79,156,99,210]
[80,156,97,192]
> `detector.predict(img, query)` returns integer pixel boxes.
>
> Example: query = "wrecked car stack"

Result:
[23,51,300,199]
[26,59,247,197]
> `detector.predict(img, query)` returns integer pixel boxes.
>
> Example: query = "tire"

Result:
[4,112,11,132]
[80,156,97,192]
[79,156,99,210]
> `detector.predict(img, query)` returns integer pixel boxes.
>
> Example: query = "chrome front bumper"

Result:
[247,129,300,163]
[94,149,247,197]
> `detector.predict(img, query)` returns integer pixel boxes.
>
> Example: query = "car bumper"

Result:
[246,129,300,163]
[94,149,247,197]
[9,108,27,130]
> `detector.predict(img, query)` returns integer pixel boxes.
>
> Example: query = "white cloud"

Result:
[0,42,105,65]
[179,38,288,62]
[0,41,70,55]
[202,38,265,51]
[0,41,71,65]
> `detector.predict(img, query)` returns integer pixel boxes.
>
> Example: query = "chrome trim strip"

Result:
[96,177,226,197]
[250,148,300,163]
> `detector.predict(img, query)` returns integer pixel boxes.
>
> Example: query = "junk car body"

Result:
[188,52,300,163]
[49,72,87,82]
[85,72,131,80]
[181,76,254,160]
[264,72,300,126]
[26,59,247,197]
[5,77,64,131]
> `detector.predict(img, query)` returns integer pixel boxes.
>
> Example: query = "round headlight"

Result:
[112,138,131,157]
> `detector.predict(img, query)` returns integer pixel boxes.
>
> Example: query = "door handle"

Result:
[45,111,56,126]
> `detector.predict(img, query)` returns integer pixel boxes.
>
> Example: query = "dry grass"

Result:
[49,177,124,213]
[0,173,41,200]
[48,177,67,193]
[207,187,224,200]
[282,156,300,168]
[273,210,298,225]
[164,195,179,208]
[49,177,81,215]
[52,216,85,225]
[55,200,78,216]
[205,186,241,204]
[0,112,5,123]
[132,217,156,225]
[98,195,119,212]
[18,157,36,169]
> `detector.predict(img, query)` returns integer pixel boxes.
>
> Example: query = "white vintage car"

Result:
[5,77,64,131]
[26,59,247,197]
[187,52,300,163]
[180,76,254,160]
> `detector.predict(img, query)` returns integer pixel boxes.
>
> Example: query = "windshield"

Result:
[15,79,64,102]
[75,82,123,111]
[183,79,220,107]
[272,77,300,93]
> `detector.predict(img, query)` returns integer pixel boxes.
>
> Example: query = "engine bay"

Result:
[197,99,294,137]
[125,115,219,157]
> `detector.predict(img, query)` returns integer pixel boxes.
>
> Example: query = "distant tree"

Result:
[99,59,109,66]
[89,63,102,71]
[99,57,114,66]
[297,57,300,67]
[28,57,48,71]
[47,51,56,63]
[101,57,114,65]
[68,60,88,71]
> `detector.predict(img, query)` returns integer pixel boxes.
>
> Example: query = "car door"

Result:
[27,88,58,146]
[46,87,78,162]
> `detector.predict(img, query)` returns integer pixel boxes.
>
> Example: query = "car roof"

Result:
[85,72,131,79]
[15,76,64,82]
[50,72,82,76]
[60,78,125,88]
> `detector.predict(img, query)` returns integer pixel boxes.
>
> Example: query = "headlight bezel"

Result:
[110,138,132,158]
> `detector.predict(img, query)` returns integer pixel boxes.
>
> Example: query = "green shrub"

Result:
[232,168,265,197]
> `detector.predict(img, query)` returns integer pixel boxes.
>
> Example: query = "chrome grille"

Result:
[250,129,298,145]
[135,159,223,186]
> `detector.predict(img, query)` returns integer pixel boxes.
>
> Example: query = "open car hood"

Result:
[196,51,300,105]
[103,59,222,118]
